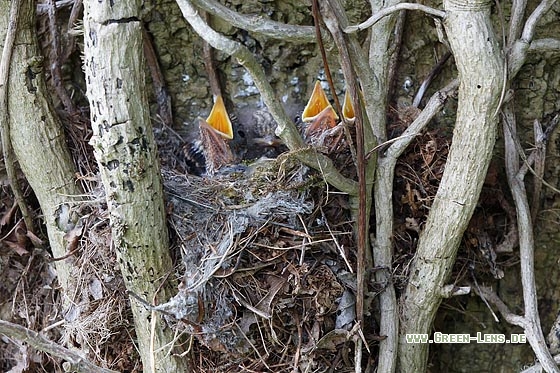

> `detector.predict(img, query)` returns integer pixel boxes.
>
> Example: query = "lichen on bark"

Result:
[82,0,187,371]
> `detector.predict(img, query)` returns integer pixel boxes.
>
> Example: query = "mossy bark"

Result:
[2,0,81,302]
[82,1,187,371]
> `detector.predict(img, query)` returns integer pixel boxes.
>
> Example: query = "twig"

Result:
[292,313,302,373]
[530,119,545,222]
[507,0,527,46]
[191,0,317,43]
[504,108,560,196]
[320,5,369,372]
[440,284,471,298]
[46,0,76,114]
[235,323,272,371]
[520,0,557,43]
[503,101,559,372]
[0,0,34,234]
[201,12,222,98]
[471,272,500,322]
[473,286,525,327]
[387,10,406,102]
[297,214,309,266]
[311,0,338,117]
[142,27,174,128]
[320,208,353,272]
[61,0,82,64]
[494,193,518,253]
[412,51,451,108]
[321,0,367,329]
[529,38,560,53]
[387,79,458,159]
[344,3,445,33]
[0,320,119,373]
[508,0,557,77]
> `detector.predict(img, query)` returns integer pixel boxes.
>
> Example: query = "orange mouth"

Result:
[342,89,355,123]
[206,95,234,140]
[302,81,338,124]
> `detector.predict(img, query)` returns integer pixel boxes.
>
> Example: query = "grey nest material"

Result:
[160,162,315,353]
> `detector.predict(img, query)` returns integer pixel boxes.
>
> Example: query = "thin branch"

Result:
[530,119,545,221]
[507,0,527,46]
[412,51,452,108]
[201,12,222,98]
[0,0,34,233]
[515,115,560,195]
[61,0,82,64]
[520,0,557,43]
[503,102,559,373]
[344,3,445,33]
[440,285,471,298]
[0,320,119,373]
[385,79,458,159]
[46,0,76,114]
[190,0,317,43]
[176,0,358,195]
[508,0,557,77]
[312,0,339,118]
[529,38,560,53]
[474,287,525,327]
[142,26,174,128]
[387,10,406,104]
[322,0,368,328]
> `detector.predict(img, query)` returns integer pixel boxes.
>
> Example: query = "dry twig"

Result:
[46,0,76,114]
[0,320,118,373]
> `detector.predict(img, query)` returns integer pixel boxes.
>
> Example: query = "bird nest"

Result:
[159,155,358,372]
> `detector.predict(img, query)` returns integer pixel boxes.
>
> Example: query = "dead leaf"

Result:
[0,202,18,227]
[64,222,84,253]
[2,221,30,255]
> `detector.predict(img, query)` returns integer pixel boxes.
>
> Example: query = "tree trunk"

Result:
[82,1,187,371]
[3,0,81,302]
[397,0,505,370]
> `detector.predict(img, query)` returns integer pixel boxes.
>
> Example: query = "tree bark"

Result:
[398,0,505,370]
[366,0,403,371]
[82,1,187,371]
[2,0,81,302]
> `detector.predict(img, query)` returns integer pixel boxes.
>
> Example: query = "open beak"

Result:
[302,81,339,124]
[206,95,234,140]
[342,89,356,124]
